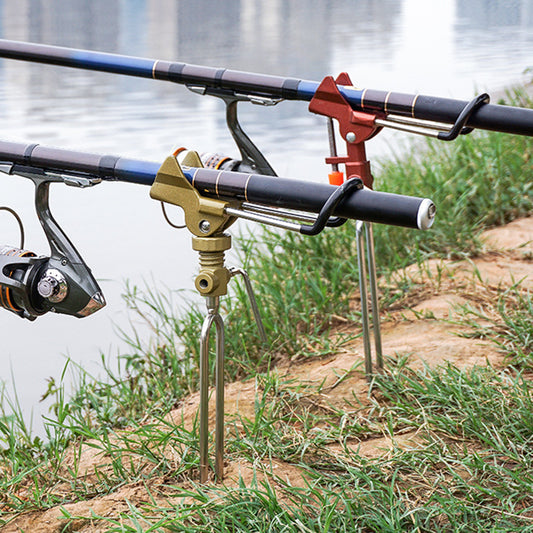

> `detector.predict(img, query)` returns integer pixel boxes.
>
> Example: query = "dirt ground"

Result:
[2,216,532,532]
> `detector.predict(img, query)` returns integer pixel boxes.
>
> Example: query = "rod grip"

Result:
[337,187,436,230]
[190,167,436,230]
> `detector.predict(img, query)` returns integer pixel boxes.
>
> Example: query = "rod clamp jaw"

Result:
[150,151,236,237]
[309,72,381,188]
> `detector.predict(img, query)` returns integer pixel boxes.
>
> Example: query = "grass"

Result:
[456,282,533,369]
[0,87,533,531]
[8,364,533,531]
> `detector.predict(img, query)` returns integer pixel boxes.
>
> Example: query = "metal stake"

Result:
[199,296,225,483]
[356,221,383,379]
[364,222,383,370]
[356,221,373,377]
[194,234,266,482]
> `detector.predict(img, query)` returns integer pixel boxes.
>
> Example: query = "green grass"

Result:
[1,88,533,531]
[8,364,532,531]
[457,283,533,368]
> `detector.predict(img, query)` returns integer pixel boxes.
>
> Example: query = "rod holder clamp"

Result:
[309,72,381,188]
[150,151,236,237]
[437,93,490,141]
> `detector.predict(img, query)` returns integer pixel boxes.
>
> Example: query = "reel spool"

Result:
[200,153,248,172]
[0,245,42,317]
[0,244,78,320]
[0,243,105,321]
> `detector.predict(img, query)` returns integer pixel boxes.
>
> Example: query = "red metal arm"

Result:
[309,72,383,189]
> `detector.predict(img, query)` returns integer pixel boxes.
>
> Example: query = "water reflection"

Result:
[457,0,533,27]
[0,0,532,434]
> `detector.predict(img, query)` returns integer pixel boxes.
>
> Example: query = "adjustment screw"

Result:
[199,220,211,233]
[346,132,357,143]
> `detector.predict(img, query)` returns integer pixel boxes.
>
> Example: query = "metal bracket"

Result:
[3,165,96,265]
[187,85,278,176]
[375,93,490,140]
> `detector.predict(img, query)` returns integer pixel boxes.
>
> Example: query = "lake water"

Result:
[0,0,532,435]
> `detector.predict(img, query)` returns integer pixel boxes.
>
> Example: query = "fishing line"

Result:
[0,206,25,248]
[160,201,186,229]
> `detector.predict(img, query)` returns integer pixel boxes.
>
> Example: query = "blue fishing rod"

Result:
[0,39,531,138]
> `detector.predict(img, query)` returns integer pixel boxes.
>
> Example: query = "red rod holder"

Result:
[309,72,382,189]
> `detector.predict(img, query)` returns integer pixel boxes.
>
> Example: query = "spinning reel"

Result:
[0,164,105,320]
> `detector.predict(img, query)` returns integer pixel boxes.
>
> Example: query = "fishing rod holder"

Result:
[151,152,268,482]
[150,148,380,480]
[308,72,386,378]
[307,73,489,379]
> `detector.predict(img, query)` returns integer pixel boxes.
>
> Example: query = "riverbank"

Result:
[4,217,533,532]
[1,88,533,531]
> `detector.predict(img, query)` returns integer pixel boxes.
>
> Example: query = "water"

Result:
[0,0,532,434]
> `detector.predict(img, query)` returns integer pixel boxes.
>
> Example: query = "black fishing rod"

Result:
[0,139,435,322]
[0,140,434,230]
[0,39,531,137]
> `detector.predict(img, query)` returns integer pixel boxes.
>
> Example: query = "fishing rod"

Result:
[0,38,531,139]
[0,139,435,322]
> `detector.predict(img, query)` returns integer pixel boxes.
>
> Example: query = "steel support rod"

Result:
[229,267,267,344]
[214,305,225,481]
[364,223,383,370]
[356,220,384,379]
[356,221,373,378]
[199,296,225,482]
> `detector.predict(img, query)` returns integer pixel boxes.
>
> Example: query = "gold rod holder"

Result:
[151,152,267,483]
